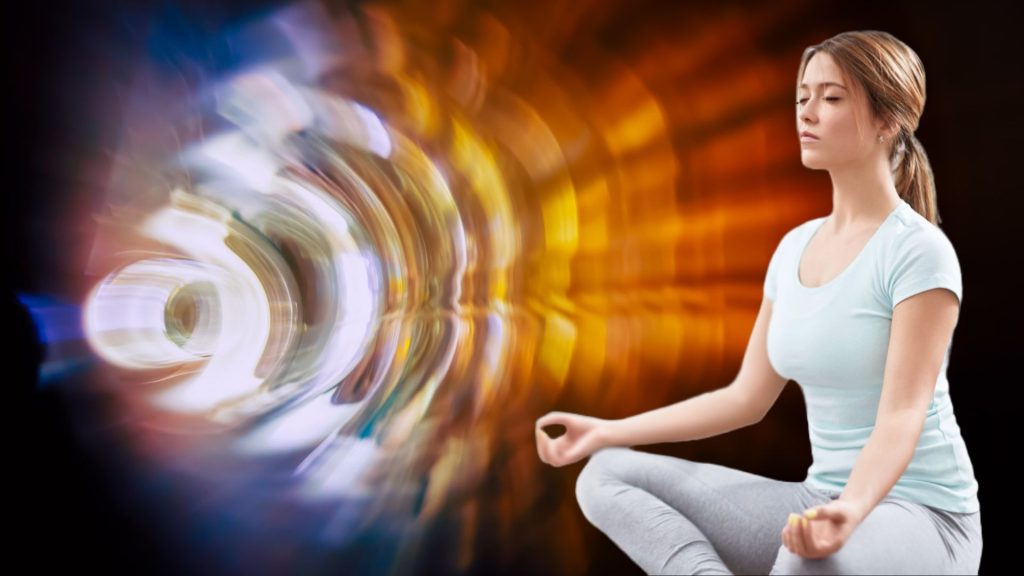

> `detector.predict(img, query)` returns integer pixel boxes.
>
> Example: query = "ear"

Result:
[880,115,900,140]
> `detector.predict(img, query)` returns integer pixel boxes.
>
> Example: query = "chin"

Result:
[800,151,830,170]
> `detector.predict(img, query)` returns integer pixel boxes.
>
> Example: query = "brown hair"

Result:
[797,31,942,225]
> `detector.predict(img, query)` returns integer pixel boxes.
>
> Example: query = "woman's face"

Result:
[797,52,886,170]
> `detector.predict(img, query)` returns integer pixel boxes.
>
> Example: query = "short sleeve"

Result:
[886,227,963,309]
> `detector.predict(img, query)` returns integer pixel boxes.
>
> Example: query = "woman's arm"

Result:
[604,297,788,448]
[838,287,961,522]
[837,418,924,525]
[603,385,760,448]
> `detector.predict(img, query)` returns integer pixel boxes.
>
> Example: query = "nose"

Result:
[799,96,819,125]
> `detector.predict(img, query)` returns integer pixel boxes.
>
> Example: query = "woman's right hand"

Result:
[535,411,616,467]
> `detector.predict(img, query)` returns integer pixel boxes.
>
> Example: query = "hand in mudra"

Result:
[782,500,864,559]
[535,411,612,467]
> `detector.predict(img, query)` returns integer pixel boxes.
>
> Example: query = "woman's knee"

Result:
[574,446,633,520]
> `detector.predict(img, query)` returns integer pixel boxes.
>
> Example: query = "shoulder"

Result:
[883,205,962,306]
[887,206,959,263]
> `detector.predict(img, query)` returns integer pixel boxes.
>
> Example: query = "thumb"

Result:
[804,503,847,522]
[562,439,593,465]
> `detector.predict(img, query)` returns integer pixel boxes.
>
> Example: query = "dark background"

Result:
[11,0,1020,573]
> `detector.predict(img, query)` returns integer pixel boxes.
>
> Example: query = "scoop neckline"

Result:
[795,200,907,291]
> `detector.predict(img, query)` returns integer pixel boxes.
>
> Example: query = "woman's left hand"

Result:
[781,500,864,559]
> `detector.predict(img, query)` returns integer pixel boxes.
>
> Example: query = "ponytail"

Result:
[892,130,940,226]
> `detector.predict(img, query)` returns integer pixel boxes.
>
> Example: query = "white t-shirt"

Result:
[763,198,979,513]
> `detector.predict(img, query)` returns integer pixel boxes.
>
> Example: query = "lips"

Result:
[800,131,819,140]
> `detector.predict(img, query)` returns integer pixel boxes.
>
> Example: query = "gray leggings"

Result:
[575,446,982,575]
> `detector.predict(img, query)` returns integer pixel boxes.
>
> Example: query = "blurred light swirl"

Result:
[82,0,522,539]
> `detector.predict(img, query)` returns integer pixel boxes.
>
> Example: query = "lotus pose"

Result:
[536,30,982,575]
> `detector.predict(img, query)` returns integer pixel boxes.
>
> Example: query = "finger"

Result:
[799,515,815,556]
[564,441,585,465]
[789,513,805,557]
[536,412,566,429]
[807,505,843,523]
[796,514,810,557]
[783,519,794,554]
[786,514,797,556]
[537,426,556,465]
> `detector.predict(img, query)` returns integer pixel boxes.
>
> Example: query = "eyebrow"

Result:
[799,82,847,90]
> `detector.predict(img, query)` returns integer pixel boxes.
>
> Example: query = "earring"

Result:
[879,135,885,142]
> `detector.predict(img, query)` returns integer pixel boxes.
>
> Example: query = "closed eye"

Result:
[797,97,841,105]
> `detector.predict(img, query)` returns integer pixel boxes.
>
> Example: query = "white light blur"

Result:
[83,259,225,369]
[142,196,276,414]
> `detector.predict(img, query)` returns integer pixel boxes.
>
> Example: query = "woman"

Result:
[535,30,982,575]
